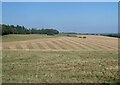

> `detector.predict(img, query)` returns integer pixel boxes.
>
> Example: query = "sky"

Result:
[1,0,120,2]
[2,2,118,33]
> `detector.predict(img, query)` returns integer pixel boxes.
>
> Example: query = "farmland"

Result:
[2,34,118,51]
[2,34,119,83]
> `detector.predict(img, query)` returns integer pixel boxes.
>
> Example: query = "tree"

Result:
[1,24,59,35]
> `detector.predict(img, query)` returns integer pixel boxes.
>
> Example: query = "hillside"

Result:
[2,35,118,51]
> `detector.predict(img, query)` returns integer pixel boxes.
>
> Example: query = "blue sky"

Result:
[2,2,118,33]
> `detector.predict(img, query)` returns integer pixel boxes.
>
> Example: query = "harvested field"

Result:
[2,35,119,83]
[2,35,118,51]
[2,50,119,83]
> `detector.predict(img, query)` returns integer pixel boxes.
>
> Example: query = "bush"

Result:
[66,34,77,37]
[83,36,87,38]
[46,32,54,35]
[79,36,82,38]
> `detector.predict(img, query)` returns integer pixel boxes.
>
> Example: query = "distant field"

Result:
[2,34,54,42]
[2,34,119,83]
[2,34,118,51]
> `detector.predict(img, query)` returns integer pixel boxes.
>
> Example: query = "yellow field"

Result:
[2,35,119,83]
[2,35,118,51]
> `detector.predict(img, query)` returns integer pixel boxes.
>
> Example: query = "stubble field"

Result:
[2,34,119,83]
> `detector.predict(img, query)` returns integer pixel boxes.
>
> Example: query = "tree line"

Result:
[100,33,120,38]
[0,24,59,35]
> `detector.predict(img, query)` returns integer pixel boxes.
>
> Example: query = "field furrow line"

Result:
[97,40,118,49]
[84,39,117,50]
[60,39,85,50]
[20,44,29,51]
[68,38,115,50]
[91,38,118,47]
[89,38,117,46]
[38,42,51,49]
[75,41,101,50]
[2,45,8,49]
[0,46,2,50]
[16,44,23,49]
[57,39,79,49]
[65,38,97,50]
[45,41,57,49]
[80,40,113,50]
[31,43,40,49]
[45,41,61,49]
[66,39,93,50]
[36,42,46,49]
[26,43,34,49]
[54,40,72,49]
[51,40,67,49]
[89,41,117,50]
[8,45,17,50]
